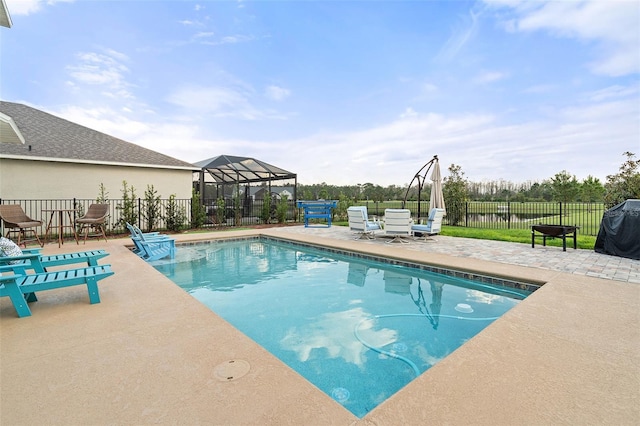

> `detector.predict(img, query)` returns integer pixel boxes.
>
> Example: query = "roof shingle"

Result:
[0,101,197,170]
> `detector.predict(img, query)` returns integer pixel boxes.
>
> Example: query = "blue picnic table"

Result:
[297,200,338,227]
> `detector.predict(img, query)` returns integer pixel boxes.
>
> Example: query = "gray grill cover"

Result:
[594,199,640,260]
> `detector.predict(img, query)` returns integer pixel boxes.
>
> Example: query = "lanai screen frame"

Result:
[194,155,297,204]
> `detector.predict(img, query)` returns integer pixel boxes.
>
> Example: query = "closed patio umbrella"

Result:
[429,159,446,214]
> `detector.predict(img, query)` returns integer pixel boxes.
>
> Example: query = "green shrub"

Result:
[261,194,272,224]
[166,194,187,232]
[191,188,206,228]
[142,184,162,232]
[215,197,226,225]
[276,195,289,223]
[96,183,109,203]
[117,180,137,230]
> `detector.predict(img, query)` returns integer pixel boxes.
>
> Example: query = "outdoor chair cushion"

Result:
[0,237,22,263]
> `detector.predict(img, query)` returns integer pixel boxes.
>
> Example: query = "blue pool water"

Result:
[152,238,533,418]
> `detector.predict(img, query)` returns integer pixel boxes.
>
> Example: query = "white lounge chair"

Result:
[412,208,445,241]
[347,206,382,239]
[383,209,413,243]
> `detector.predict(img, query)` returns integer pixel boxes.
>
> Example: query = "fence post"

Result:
[465,201,468,227]
[507,201,511,229]
[559,202,563,226]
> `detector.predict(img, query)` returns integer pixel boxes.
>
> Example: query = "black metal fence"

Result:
[1,198,605,240]
[0,198,298,240]
[349,201,605,236]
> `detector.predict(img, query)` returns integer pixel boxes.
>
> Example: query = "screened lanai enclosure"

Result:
[194,155,297,226]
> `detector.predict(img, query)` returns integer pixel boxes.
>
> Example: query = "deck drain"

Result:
[214,359,250,382]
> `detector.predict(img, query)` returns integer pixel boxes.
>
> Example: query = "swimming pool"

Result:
[152,237,535,418]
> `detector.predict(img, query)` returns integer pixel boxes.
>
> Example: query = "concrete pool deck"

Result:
[1,226,638,425]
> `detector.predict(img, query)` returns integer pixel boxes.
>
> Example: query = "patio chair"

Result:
[0,264,114,318]
[134,235,176,261]
[76,204,109,243]
[411,208,445,241]
[347,206,382,239]
[125,223,167,255]
[0,204,43,248]
[383,209,414,243]
[127,223,175,261]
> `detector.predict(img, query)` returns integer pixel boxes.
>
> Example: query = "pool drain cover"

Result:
[455,303,474,313]
[331,387,350,403]
[214,359,250,382]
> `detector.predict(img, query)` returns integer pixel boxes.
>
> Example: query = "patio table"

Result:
[43,208,79,248]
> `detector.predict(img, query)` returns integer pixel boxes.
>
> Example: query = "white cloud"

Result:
[66,50,133,100]
[218,89,637,185]
[422,83,438,93]
[200,34,256,46]
[437,6,483,61]
[47,81,637,186]
[485,0,640,76]
[5,0,73,15]
[400,107,418,118]
[264,85,290,101]
[5,0,41,15]
[56,105,150,140]
[586,84,639,102]
[473,71,509,84]
[167,83,290,121]
[167,86,257,119]
[193,31,215,39]
[521,84,556,94]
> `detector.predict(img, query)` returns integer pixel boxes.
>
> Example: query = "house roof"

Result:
[194,154,297,184]
[0,101,198,170]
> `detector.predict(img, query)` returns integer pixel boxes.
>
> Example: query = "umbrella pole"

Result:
[403,155,438,220]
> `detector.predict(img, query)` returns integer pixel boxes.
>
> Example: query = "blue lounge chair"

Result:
[0,264,114,318]
[347,206,382,239]
[125,222,161,240]
[0,249,109,274]
[126,223,175,261]
[125,223,170,256]
[135,237,175,261]
[411,208,445,241]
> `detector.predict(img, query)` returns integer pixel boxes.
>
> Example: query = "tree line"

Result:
[298,152,640,209]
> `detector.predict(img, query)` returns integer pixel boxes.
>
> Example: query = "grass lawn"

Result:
[439,226,596,250]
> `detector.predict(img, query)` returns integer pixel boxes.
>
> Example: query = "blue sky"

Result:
[2,0,639,186]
